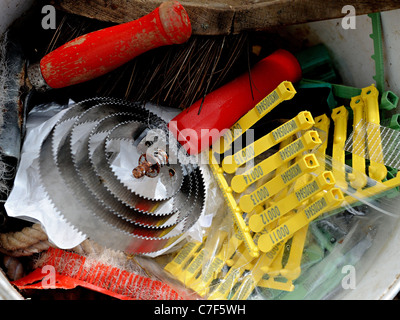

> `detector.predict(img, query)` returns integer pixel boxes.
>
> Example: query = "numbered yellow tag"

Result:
[258,188,344,253]
[239,154,320,213]
[249,171,336,233]
[231,130,322,193]
[222,111,315,174]
[218,81,296,153]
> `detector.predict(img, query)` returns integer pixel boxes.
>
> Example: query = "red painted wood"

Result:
[169,49,302,155]
[40,1,191,88]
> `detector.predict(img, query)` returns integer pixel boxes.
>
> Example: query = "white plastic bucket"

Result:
[0,0,35,35]
[279,10,400,300]
[0,0,34,300]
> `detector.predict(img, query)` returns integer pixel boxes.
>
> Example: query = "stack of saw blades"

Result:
[38,98,205,255]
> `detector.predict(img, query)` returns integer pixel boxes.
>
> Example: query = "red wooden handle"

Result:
[37,1,191,89]
[168,49,302,155]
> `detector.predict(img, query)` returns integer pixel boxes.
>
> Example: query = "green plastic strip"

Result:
[331,84,361,100]
[368,12,385,94]
[380,90,399,111]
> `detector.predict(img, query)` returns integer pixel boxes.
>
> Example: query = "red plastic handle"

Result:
[39,1,191,89]
[168,49,302,155]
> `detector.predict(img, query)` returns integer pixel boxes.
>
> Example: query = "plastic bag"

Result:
[160,109,400,300]
[5,100,86,248]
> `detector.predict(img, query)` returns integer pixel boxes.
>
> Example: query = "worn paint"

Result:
[62,35,88,49]
[39,1,191,89]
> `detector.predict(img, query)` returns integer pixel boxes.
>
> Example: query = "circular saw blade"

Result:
[38,98,206,255]
[105,124,184,201]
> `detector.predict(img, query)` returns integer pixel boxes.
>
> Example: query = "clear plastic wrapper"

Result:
[160,154,400,300]
[6,83,400,300]
[159,107,400,300]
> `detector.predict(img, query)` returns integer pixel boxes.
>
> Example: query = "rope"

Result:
[0,224,52,257]
[0,223,108,257]
[0,224,170,298]
[0,223,113,258]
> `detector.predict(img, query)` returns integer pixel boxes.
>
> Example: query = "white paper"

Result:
[5,102,86,248]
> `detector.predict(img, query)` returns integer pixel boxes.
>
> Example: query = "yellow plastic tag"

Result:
[314,114,330,158]
[218,81,296,153]
[164,239,204,275]
[239,154,320,213]
[208,150,259,257]
[361,84,387,181]
[229,241,286,300]
[231,130,322,193]
[348,96,368,189]
[207,243,256,300]
[268,136,296,201]
[222,111,315,174]
[207,267,243,300]
[263,241,286,277]
[190,231,243,296]
[331,106,348,188]
[257,187,344,253]
[336,171,400,212]
[248,171,336,233]
[175,245,208,286]
[279,225,309,281]
[257,277,295,292]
